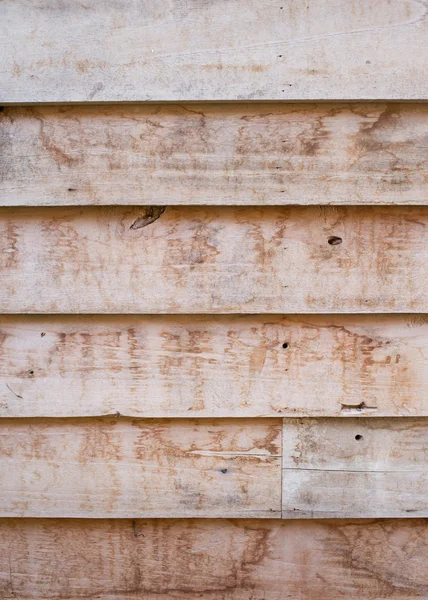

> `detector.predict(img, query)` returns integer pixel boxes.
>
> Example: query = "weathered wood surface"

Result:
[1,518,428,599]
[0,418,281,518]
[1,0,428,102]
[283,418,428,518]
[2,314,428,418]
[2,205,428,313]
[2,103,428,206]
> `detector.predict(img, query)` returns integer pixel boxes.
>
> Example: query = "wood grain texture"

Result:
[1,0,428,102]
[0,418,281,518]
[1,518,428,599]
[2,205,428,313]
[283,418,428,518]
[2,314,428,418]
[2,103,428,206]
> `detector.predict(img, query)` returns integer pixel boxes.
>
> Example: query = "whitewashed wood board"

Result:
[2,103,428,206]
[0,418,281,518]
[2,314,428,418]
[1,518,428,599]
[2,206,428,313]
[283,418,428,518]
[1,0,427,102]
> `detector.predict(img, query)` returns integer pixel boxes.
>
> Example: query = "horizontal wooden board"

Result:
[0,418,281,518]
[2,103,428,206]
[1,518,428,599]
[1,0,428,102]
[2,314,428,418]
[283,418,428,518]
[3,206,428,313]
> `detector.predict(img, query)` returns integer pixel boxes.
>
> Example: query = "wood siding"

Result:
[2,314,428,418]
[2,1,428,596]
[283,418,428,518]
[1,518,428,599]
[2,0,428,102]
[2,103,428,207]
[0,418,281,518]
[3,205,428,313]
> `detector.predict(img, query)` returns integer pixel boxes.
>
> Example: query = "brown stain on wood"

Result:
[1,518,428,598]
[1,314,428,418]
[3,204,428,313]
[0,417,281,518]
[2,103,428,206]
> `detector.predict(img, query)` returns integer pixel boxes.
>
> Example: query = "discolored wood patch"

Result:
[283,418,428,518]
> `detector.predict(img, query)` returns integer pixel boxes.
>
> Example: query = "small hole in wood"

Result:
[355,434,363,441]
[221,468,228,474]
[328,236,342,246]
[282,343,289,349]
[40,332,46,337]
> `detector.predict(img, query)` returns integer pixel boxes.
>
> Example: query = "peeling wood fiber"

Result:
[2,314,428,418]
[1,0,428,102]
[2,518,428,599]
[1,103,428,206]
[3,206,428,313]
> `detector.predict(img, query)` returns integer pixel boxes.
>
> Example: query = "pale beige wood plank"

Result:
[1,518,428,599]
[2,314,428,418]
[283,418,428,518]
[2,103,428,206]
[2,206,428,313]
[0,418,281,518]
[1,1,427,102]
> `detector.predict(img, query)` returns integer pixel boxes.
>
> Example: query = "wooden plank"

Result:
[1,518,428,599]
[2,103,428,206]
[0,418,281,518]
[2,205,428,313]
[283,418,428,518]
[2,314,428,418]
[1,1,427,103]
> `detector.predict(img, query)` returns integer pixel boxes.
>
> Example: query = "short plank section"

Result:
[0,418,281,518]
[2,314,428,418]
[283,418,428,518]
[1,518,428,599]
[2,206,428,313]
[1,0,427,102]
[2,103,428,206]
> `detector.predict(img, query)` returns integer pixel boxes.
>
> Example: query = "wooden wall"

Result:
[1,1,428,598]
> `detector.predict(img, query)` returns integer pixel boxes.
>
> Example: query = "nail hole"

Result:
[328,236,342,246]
[40,332,46,337]
[355,434,363,441]
[27,370,34,376]
[221,468,228,474]
[67,188,77,192]
[282,343,289,349]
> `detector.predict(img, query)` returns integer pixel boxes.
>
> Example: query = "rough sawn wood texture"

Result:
[1,103,428,206]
